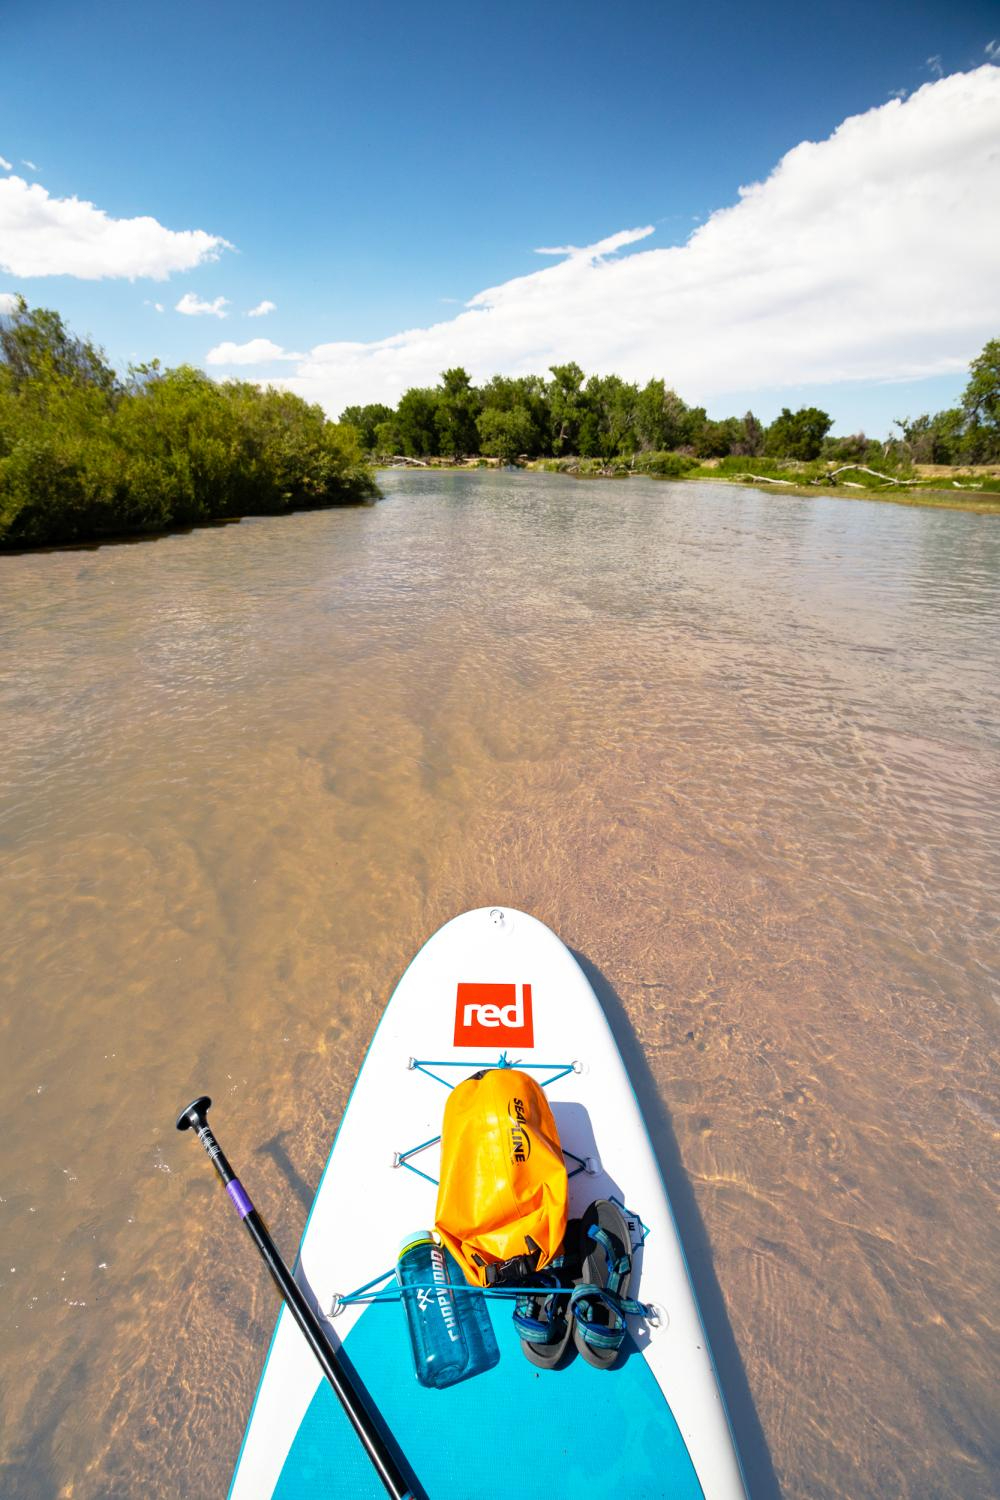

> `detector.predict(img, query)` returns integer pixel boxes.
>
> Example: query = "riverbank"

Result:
[376,455,1000,514]
[7,453,996,556]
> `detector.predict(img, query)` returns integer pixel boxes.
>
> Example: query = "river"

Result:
[1,470,998,1499]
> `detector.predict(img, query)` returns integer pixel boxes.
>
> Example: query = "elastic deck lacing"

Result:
[330,1052,656,1321]
[394,1053,586,1186]
[331,1269,654,1320]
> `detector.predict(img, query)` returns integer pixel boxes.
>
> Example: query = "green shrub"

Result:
[0,306,377,548]
[710,456,786,476]
[632,450,698,477]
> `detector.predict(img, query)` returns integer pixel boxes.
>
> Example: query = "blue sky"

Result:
[2,0,999,435]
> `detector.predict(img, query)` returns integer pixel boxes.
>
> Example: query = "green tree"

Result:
[577,410,602,458]
[894,410,963,465]
[679,405,708,452]
[547,362,586,454]
[610,380,641,456]
[822,432,878,464]
[960,337,1000,460]
[732,411,764,457]
[373,418,403,456]
[477,406,534,464]
[764,406,833,460]
[0,296,117,395]
[479,374,549,455]
[635,379,689,451]
[395,387,441,456]
[338,402,395,451]
[435,367,480,457]
[584,374,640,456]
[694,416,742,458]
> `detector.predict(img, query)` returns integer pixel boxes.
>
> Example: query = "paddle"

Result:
[176,1095,415,1500]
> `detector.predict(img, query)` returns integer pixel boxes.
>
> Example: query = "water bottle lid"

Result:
[398,1229,435,1259]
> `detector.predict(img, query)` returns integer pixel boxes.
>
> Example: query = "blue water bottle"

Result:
[441,1242,500,1381]
[397,1232,499,1389]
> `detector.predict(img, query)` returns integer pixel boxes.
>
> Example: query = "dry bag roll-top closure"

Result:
[434,1067,568,1287]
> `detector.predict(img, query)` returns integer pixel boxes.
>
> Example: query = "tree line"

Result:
[0,299,376,548]
[341,341,1000,468]
[2,296,997,549]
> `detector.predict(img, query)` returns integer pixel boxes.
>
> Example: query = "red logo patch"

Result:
[453,982,534,1048]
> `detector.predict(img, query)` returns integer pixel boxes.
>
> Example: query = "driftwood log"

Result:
[823,464,910,486]
[742,466,905,490]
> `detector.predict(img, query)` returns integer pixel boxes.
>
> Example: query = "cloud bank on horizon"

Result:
[239,66,999,417]
[2,67,998,416]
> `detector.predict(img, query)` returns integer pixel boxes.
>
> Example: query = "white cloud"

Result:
[534,226,653,259]
[205,338,302,365]
[246,299,276,317]
[176,291,229,318]
[268,67,1000,418]
[926,55,944,78]
[0,174,233,280]
[21,159,38,172]
[143,299,164,313]
[0,156,11,172]
[986,41,999,61]
[0,291,20,314]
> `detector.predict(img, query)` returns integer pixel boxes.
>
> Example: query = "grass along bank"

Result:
[378,452,1000,514]
[529,453,1000,512]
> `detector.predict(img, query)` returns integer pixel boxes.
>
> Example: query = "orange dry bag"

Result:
[434,1067,568,1287]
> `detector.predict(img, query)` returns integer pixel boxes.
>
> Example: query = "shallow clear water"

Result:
[1,471,998,1499]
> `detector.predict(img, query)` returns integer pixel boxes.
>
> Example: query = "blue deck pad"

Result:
[274,1299,705,1500]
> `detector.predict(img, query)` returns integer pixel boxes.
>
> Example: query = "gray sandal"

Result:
[513,1218,583,1367]
[570,1200,644,1368]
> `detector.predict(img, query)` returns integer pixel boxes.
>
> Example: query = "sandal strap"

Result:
[570,1284,647,1351]
[586,1222,633,1309]
[513,1268,570,1346]
[513,1306,563,1342]
[570,1284,632,1351]
[570,1282,646,1322]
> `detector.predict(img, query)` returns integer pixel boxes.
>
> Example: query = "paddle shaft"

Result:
[176,1098,413,1500]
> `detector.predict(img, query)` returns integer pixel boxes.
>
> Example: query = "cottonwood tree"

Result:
[635,379,690,451]
[339,402,395,451]
[548,362,586,454]
[480,374,548,455]
[764,406,833,460]
[435,368,481,458]
[960,338,1000,460]
[477,406,534,464]
[395,387,441,456]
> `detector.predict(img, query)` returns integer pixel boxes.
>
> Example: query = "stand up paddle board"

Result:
[227,907,747,1499]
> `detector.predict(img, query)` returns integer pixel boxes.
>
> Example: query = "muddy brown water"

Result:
[1,471,998,1500]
